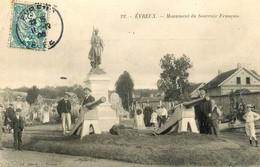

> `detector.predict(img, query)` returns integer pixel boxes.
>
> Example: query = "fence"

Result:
[211,91,260,119]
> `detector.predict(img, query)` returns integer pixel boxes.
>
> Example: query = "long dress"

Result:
[42,110,50,123]
[134,109,146,130]
[88,34,103,68]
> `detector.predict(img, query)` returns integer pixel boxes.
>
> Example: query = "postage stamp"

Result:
[9,2,64,51]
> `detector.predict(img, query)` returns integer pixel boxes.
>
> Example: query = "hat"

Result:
[65,92,71,96]
[9,103,13,106]
[16,108,22,112]
[84,87,92,92]
[157,105,161,108]
[199,87,207,93]
[136,109,142,115]
[246,104,254,108]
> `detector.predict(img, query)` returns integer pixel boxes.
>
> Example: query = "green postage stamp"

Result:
[9,3,50,51]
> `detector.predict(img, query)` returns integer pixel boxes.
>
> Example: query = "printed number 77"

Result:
[120,14,127,19]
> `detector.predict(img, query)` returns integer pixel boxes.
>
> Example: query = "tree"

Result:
[115,71,134,111]
[13,86,30,93]
[157,54,192,101]
[26,86,39,105]
[73,85,85,102]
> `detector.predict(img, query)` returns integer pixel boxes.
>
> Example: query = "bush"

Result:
[50,111,61,124]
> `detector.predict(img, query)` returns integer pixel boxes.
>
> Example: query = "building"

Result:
[204,64,260,96]
[188,83,206,98]
[137,96,164,109]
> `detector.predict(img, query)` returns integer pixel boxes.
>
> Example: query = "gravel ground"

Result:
[0,148,160,167]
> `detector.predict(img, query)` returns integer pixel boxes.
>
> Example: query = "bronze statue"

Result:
[88,28,105,74]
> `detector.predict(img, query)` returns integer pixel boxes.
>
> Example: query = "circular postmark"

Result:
[48,6,63,50]
[11,3,63,51]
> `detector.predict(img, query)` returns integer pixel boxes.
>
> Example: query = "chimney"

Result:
[237,63,242,69]
[218,70,222,75]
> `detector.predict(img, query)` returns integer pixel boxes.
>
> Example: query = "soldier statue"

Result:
[88,28,105,74]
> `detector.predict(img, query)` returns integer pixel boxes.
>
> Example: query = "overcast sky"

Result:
[0,0,259,90]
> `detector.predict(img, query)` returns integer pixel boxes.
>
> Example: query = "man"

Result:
[243,104,260,147]
[12,108,24,150]
[0,104,4,150]
[5,103,15,132]
[143,102,153,127]
[194,88,211,134]
[79,87,101,137]
[209,100,222,137]
[159,105,168,128]
[82,87,95,108]
[57,93,72,134]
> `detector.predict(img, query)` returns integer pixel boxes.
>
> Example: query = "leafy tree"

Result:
[115,71,134,111]
[157,54,192,101]
[133,89,161,97]
[39,86,57,99]
[26,86,39,105]
[13,86,30,93]
[73,85,85,102]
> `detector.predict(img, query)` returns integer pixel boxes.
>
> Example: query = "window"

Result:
[236,77,241,84]
[246,77,250,84]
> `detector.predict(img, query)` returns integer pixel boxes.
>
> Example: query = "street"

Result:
[0,148,150,167]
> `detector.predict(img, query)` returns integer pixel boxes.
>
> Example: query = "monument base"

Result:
[97,104,119,132]
[84,73,119,132]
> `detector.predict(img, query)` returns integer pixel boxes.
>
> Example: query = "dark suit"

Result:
[82,95,95,109]
[57,99,71,116]
[194,96,211,134]
[143,106,153,127]
[12,115,24,149]
[57,98,72,132]
[5,107,15,127]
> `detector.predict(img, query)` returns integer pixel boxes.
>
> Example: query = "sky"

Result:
[0,0,259,90]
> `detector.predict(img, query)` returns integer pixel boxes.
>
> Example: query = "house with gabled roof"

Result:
[204,64,260,96]
[188,83,206,98]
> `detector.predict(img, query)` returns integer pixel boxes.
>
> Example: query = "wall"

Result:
[208,68,260,96]
[223,68,260,86]
[190,83,206,98]
[207,87,221,96]
[211,92,260,118]
[221,85,260,95]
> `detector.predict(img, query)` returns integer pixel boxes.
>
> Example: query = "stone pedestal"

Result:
[84,73,119,132]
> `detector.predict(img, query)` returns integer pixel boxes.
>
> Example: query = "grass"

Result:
[2,124,260,166]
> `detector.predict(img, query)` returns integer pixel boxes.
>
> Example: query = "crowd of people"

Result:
[132,102,169,130]
[1,87,260,151]
[193,87,260,147]
[133,87,260,147]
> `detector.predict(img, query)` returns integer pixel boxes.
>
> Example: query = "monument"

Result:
[84,28,119,132]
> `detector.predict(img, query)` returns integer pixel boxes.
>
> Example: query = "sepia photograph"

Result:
[0,0,260,166]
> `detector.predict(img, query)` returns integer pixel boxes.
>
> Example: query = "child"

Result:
[12,108,24,150]
[209,100,222,137]
[243,104,260,147]
[150,110,158,130]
